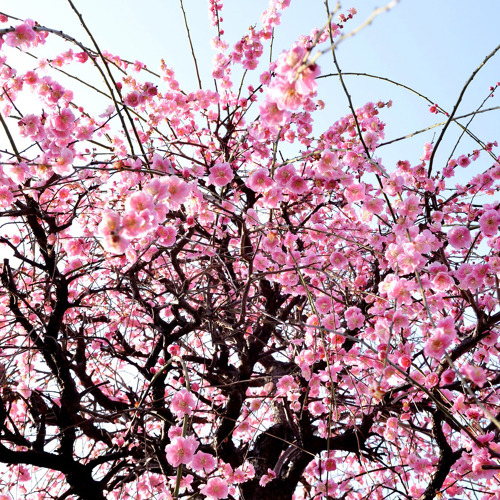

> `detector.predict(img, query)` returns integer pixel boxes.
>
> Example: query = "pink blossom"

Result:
[324,455,337,472]
[145,178,170,201]
[329,252,347,268]
[53,147,74,175]
[436,316,455,336]
[457,154,471,168]
[462,364,487,387]
[398,355,411,369]
[162,176,190,207]
[121,213,149,239]
[5,23,37,50]
[308,400,326,415]
[261,233,278,252]
[424,328,453,359]
[344,183,366,203]
[102,234,130,255]
[157,225,177,246]
[52,107,75,132]
[383,174,404,196]
[243,58,258,70]
[200,477,228,499]
[421,142,433,161]
[448,226,472,249]
[310,223,327,243]
[259,98,289,126]
[209,162,234,187]
[0,187,14,208]
[390,312,408,331]
[170,388,196,418]
[246,168,273,193]
[17,465,31,482]
[18,114,45,140]
[75,120,94,141]
[259,71,272,85]
[363,131,379,150]
[165,436,197,467]
[288,175,308,194]
[383,417,398,441]
[432,271,454,291]
[190,451,216,473]
[262,186,283,207]
[259,469,276,487]
[231,467,246,483]
[461,272,483,291]
[274,164,296,187]
[125,191,154,212]
[270,80,303,110]
[75,51,88,63]
[400,194,420,220]
[455,262,473,282]
[278,44,306,75]
[345,306,364,330]
[440,369,455,385]
[317,150,338,173]
[253,253,270,271]
[425,372,439,388]
[276,375,298,395]
[23,70,39,86]
[363,196,384,214]
[151,155,173,173]
[315,295,331,314]
[387,280,412,306]
[64,238,85,258]
[479,209,500,237]
[123,91,141,107]
[98,211,122,236]
[295,63,320,95]
[397,248,424,274]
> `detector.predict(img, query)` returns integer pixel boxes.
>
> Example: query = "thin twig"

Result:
[320,71,499,161]
[331,0,400,50]
[66,0,150,167]
[309,0,400,67]
[324,0,396,221]
[379,107,500,148]
[428,42,500,175]
[179,0,203,90]
[0,114,21,161]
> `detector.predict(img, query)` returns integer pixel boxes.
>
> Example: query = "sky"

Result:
[2,0,500,179]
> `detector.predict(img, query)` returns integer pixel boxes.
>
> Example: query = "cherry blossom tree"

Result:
[1,1,500,499]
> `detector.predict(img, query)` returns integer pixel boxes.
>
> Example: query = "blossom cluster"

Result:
[1,4,500,500]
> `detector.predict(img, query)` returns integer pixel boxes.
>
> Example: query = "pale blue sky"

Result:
[4,0,500,177]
